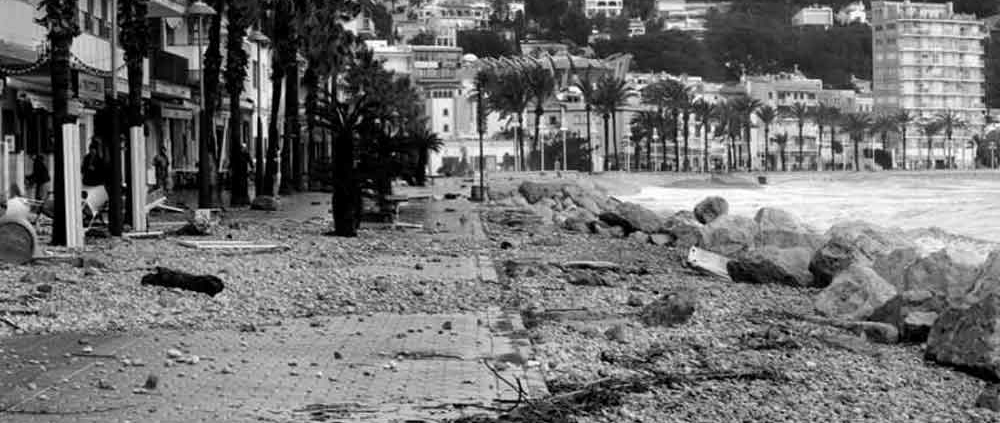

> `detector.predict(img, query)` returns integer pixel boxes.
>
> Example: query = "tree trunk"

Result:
[682,112,690,172]
[198,5,224,208]
[672,110,680,172]
[703,122,709,172]
[763,126,770,172]
[816,126,824,171]
[602,114,610,171]
[660,126,668,172]
[830,127,837,171]
[260,65,284,197]
[744,121,752,172]
[281,66,300,194]
[332,129,357,236]
[901,128,907,170]
[533,108,542,171]
[612,110,619,170]
[304,66,318,189]
[228,88,248,206]
[797,123,804,171]
[585,106,592,171]
[928,137,933,169]
[854,137,860,171]
[517,113,525,171]
[780,146,786,172]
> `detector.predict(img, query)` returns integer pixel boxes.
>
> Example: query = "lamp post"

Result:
[187,0,217,208]
[248,29,268,195]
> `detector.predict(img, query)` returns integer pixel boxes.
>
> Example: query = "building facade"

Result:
[792,6,834,28]
[872,0,988,168]
[584,0,623,18]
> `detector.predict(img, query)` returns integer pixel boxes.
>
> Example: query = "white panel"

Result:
[130,126,147,232]
[63,124,84,248]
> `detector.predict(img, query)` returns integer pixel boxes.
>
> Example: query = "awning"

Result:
[16,91,52,111]
[161,105,193,120]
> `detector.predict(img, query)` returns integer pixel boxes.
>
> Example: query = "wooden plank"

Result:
[123,231,164,239]
[686,246,731,281]
[176,240,288,252]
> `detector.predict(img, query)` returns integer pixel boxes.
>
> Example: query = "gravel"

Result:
[480,203,998,423]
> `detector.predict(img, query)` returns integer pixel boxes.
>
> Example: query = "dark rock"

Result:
[870,289,948,343]
[604,324,630,343]
[628,231,650,243]
[562,217,591,233]
[607,226,626,238]
[143,374,159,390]
[693,196,729,224]
[640,290,696,327]
[977,383,1000,411]
[703,215,755,256]
[673,210,697,221]
[815,265,897,321]
[926,292,1000,380]
[519,181,569,204]
[809,221,913,288]
[661,215,705,250]
[967,250,1000,303]
[845,321,899,344]
[250,196,279,211]
[21,271,56,285]
[35,284,52,294]
[588,220,610,235]
[727,247,813,287]
[499,241,514,250]
[140,267,225,297]
[903,249,978,303]
[753,207,824,250]
[599,202,665,235]
[872,247,921,290]
[626,294,644,307]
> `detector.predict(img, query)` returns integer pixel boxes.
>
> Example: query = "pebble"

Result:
[166,349,182,359]
[26,382,37,390]
[82,346,94,354]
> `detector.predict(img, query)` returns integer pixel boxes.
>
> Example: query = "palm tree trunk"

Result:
[703,123,710,173]
[228,88,248,206]
[927,136,933,169]
[612,110,620,170]
[682,112,690,172]
[332,123,357,237]
[281,66,300,194]
[817,126,824,171]
[199,4,224,208]
[260,66,284,197]
[585,106,592,171]
[660,125,668,172]
[781,146,787,172]
[901,128,907,170]
[646,135,652,171]
[603,114,610,171]
[517,113,525,171]
[763,126,770,172]
[797,123,804,170]
[533,109,542,171]
[745,122,752,172]
[672,110,680,172]
[854,137,860,171]
[830,127,837,171]
[49,37,74,245]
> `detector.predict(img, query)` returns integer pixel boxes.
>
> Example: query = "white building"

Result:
[792,5,835,28]
[584,0,623,18]
[872,0,988,169]
[837,1,869,25]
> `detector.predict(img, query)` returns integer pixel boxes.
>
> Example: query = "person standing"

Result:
[153,146,170,193]
[27,154,50,200]
[82,139,108,188]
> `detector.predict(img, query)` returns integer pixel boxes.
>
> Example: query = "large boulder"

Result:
[561,184,609,215]
[870,289,949,343]
[926,292,1000,380]
[753,207,824,250]
[599,202,665,235]
[562,209,597,233]
[640,290,696,327]
[661,214,706,250]
[809,221,913,288]
[726,247,814,287]
[872,247,921,290]
[703,215,756,257]
[814,265,897,321]
[964,250,1000,304]
[519,181,569,204]
[693,196,729,224]
[902,249,978,303]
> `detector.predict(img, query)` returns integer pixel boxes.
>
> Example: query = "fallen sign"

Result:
[176,240,290,253]
[686,246,732,281]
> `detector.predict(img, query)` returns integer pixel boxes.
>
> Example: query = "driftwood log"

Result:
[0,216,37,265]
[140,267,225,297]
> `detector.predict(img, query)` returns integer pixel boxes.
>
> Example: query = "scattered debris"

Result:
[176,240,289,254]
[141,267,225,297]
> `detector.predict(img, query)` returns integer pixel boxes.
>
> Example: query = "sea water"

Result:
[622,175,1000,260]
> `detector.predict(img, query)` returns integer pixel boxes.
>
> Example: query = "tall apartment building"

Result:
[872,0,988,168]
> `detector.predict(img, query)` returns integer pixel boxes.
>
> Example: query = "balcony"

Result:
[152,49,189,86]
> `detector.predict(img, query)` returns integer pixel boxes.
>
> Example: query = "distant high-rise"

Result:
[872,0,988,168]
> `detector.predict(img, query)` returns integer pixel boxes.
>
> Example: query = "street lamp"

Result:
[188,0,217,208]
[248,29,269,195]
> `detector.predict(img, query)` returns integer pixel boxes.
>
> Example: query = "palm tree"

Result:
[832,139,844,170]
[524,64,556,171]
[812,104,836,171]
[895,110,915,170]
[935,109,965,169]
[630,110,662,171]
[487,70,531,171]
[406,125,444,186]
[198,0,226,206]
[259,0,295,200]
[730,96,761,171]
[222,0,259,206]
[714,101,740,170]
[773,133,789,172]
[677,93,694,172]
[38,0,80,245]
[785,102,810,170]
[593,75,631,170]
[871,113,897,170]
[666,82,693,172]
[827,108,842,171]
[755,105,777,171]
[693,99,715,172]
[640,80,672,170]
[116,0,149,233]
[573,66,596,170]
[922,120,943,169]
[842,112,872,171]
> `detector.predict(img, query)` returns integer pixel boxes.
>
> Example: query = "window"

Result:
[442,108,449,117]
[166,23,176,45]
[443,124,450,133]
[252,60,259,88]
